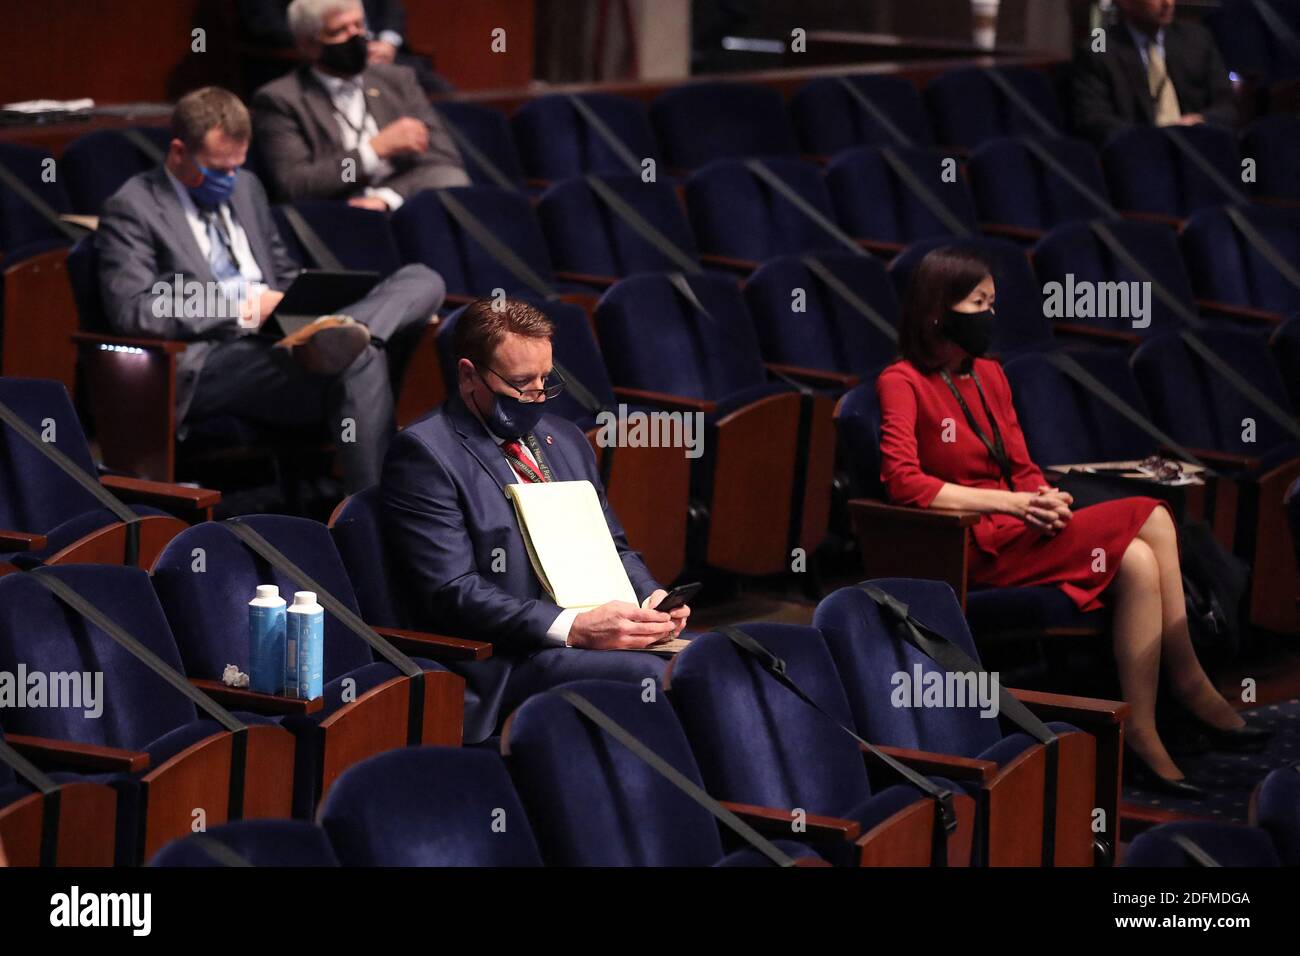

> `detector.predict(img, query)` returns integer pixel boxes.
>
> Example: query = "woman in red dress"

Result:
[878,247,1264,795]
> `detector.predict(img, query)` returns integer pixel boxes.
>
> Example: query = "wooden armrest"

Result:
[848,498,981,528]
[525,177,552,191]
[371,625,493,662]
[552,270,618,289]
[980,222,1044,242]
[72,331,187,355]
[1010,687,1129,727]
[99,475,221,511]
[855,238,906,258]
[863,743,996,785]
[1165,445,1259,470]
[1119,210,1183,229]
[0,530,46,551]
[611,386,716,414]
[800,153,830,166]
[765,362,859,391]
[1253,196,1300,212]
[6,732,149,773]
[189,678,323,716]
[1195,300,1282,325]
[721,800,861,842]
[698,252,758,274]
[1053,321,1141,345]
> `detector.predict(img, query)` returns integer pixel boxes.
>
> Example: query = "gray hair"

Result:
[286,0,364,47]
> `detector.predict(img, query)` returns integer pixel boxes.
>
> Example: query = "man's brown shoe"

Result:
[275,315,370,376]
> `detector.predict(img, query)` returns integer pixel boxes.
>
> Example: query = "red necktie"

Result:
[502,439,547,483]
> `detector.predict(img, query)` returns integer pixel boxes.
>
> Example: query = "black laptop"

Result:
[259,269,381,339]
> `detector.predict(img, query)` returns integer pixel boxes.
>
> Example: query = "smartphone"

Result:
[653,582,701,613]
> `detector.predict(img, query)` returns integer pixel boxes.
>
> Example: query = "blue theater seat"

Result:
[504,679,824,866]
[271,200,402,276]
[435,100,527,190]
[1180,204,1300,319]
[966,136,1113,233]
[512,93,662,182]
[0,143,75,253]
[62,127,171,215]
[791,74,935,155]
[1102,125,1243,218]
[651,81,799,170]
[1275,314,1300,409]
[319,747,543,866]
[149,819,340,867]
[1253,766,1300,866]
[925,66,1064,149]
[1241,115,1300,202]
[666,623,976,866]
[1205,0,1300,86]
[1125,821,1281,866]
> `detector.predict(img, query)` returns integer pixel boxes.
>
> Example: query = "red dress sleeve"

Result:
[986,361,1048,493]
[877,365,945,507]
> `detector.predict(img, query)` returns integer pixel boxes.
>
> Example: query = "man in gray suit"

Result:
[96,86,444,492]
[251,0,468,210]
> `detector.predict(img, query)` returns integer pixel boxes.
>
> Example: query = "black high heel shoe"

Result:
[1195,719,1273,754]
[1125,748,1207,800]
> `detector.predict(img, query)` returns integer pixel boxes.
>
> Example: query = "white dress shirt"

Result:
[165,167,266,328]
[312,68,406,211]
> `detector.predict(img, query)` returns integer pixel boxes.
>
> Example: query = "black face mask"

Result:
[319,33,368,76]
[940,308,996,358]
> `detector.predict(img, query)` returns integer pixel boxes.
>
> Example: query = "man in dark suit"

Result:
[250,0,467,210]
[96,86,444,492]
[382,299,690,741]
[1072,0,1236,146]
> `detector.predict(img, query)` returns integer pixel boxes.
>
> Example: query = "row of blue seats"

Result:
[1206,0,1300,86]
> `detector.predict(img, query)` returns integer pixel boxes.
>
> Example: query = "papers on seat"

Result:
[507,480,638,610]
[1049,460,1204,486]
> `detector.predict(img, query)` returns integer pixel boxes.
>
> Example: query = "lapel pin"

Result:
[367,88,380,98]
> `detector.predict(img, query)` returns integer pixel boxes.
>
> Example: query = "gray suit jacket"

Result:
[95,166,300,425]
[251,62,468,203]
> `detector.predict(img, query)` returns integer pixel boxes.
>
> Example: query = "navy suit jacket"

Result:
[380,396,659,733]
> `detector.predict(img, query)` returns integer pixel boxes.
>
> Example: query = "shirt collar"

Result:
[312,67,362,98]
[1126,21,1166,52]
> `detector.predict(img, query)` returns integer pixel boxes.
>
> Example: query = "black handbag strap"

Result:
[557,688,797,867]
[741,158,870,257]
[279,204,344,271]
[938,367,1015,488]
[433,189,557,300]
[0,399,140,563]
[715,624,958,863]
[565,95,643,175]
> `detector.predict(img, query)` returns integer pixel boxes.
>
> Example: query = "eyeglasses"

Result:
[482,365,566,403]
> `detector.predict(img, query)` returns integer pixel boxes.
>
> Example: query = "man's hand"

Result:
[240,289,284,329]
[644,589,690,638]
[568,600,676,650]
[368,39,398,65]
[1176,113,1205,126]
[347,195,391,212]
[369,117,429,159]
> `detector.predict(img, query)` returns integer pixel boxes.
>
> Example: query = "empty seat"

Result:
[1125,821,1281,866]
[512,93,662,182]
[792,74,934,155]
[1102,125,1244,218]
[319,747,543,866]
[0,143,76,254]
[1205,0,1300,86]
[743,251,901,383]
[1271,312,1300,408]
[1241,115,1300,202]
[62,127,171,215]
[271,200,402,275]
[504,679,823,866]
[966,136,1114,233]
[651,82,800,170]
[925,66,1064,149]
[1253,766,1300,866]
[149,819,340,867]
[1181,204,1300,319]
[435,101,527,191]
[826,145,979,247]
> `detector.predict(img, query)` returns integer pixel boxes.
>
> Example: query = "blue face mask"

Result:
[188,164,238,210]
[475,372,546,440]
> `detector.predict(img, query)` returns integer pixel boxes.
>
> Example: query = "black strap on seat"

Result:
[433,189,557,300]
[547,357,616,487]
[798,254,899,344]
[833,76,914,148]
[583,174,702,274]
[856,584,1063,866]
[0,399,141,566]
[279,205,344,271]
[25,568,252,821]
[1019,138,1120,220]
[1170,832,1221,867]
[982,69,1062,141]
[439,117,518,191]
[223,519,430,746]
[1087,221,1300,444]
[565,95,643,175]
[186,834,256,867]
[1041,350,1210,473]
[876,147,974,238]
[556,688,796,867]
[119,128,165,165]
[715,624,957,865]
[0,736,61,867]
[1164,127,1248,205]
[1222,205,1300,293]
[741,158,870,257]
[1252,0,1300,61]
[0,161,87,242]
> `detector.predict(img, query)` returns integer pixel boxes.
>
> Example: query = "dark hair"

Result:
[171,87,251,151]
[897,246,993,372]
[453,298,555,370]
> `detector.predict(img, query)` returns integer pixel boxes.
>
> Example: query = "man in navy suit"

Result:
[381,299,690,741]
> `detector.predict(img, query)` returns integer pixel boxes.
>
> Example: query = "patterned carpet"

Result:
[1123,698,1300,821]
